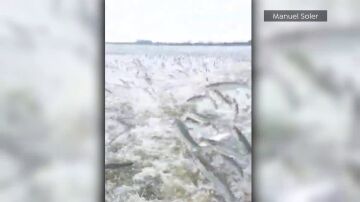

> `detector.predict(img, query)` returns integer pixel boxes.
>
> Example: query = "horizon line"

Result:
[105,40,251,44]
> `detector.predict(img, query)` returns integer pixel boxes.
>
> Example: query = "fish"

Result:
[213,89,233,106]
[195,154,235,202]
[105,162,133,169]
[221,154,244,177]
[233,126,252,153]
[186,94,207,102]
[233,98,239,116]
[206,81,247,90]
[175,119,200,148]
[105,88,112,94]
[203,138,246,168]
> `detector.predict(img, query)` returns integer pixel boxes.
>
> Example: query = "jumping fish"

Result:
[105,162,133,169]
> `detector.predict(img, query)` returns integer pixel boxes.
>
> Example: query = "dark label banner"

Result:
[264,10,327,22]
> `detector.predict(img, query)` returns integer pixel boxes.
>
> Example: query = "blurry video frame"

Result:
[256,0,360,201]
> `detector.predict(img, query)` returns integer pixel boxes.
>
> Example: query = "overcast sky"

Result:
[105,0,251,43]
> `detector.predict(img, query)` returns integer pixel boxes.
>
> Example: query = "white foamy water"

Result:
[105,44,251,202]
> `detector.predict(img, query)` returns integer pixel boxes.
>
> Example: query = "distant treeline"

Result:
[108,40,251,46]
